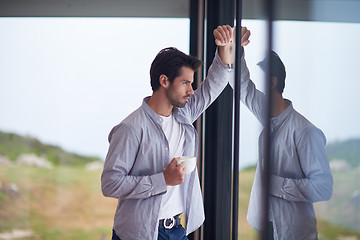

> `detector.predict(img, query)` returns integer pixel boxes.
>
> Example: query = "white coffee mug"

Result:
[176,156,196,174]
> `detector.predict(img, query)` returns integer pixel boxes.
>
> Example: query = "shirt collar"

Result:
[270,99,293,129]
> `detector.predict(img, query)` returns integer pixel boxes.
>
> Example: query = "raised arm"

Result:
[182,25,252,122]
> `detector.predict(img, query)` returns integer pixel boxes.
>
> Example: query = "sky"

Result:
[0,17,189,160]
[0,18,360,169]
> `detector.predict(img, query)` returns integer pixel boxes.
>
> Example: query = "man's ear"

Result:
[271,76,278,89]
[159,74,169,88]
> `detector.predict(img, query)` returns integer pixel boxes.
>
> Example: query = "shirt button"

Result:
[165,147,168,151]
[159,118,163,121]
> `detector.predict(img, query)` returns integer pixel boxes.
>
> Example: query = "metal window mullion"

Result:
[232,0,243,239]
[261,0,274,239]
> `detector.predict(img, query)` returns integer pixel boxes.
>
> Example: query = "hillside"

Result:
[1,165,359,239]
[326,138,360,168]
[0,131,101,166]
[0,131,359,239]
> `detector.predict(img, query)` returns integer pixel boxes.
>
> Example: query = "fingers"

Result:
[214,25,233,46]
[170,157,181,165]
[241,26,251,46]
[173,157,185,172]
[164,157,186,186]
[214,25,250,47]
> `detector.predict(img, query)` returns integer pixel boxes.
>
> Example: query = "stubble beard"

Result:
[166,86,188,108]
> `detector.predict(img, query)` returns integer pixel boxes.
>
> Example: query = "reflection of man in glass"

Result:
[101,25,250,240]
[231,47,333,239]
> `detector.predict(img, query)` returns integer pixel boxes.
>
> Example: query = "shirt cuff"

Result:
[270,174,285,199]
[150,172,167,196]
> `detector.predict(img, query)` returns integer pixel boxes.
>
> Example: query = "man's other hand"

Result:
[164,157,186,186]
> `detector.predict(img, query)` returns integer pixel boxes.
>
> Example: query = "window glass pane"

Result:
[238,19,267,239]
[238,17,360,240]
[0,17,189,239]
[272,20,360,238]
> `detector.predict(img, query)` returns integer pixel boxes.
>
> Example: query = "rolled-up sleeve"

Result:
[269,126,333,203]
[101,124,167,199]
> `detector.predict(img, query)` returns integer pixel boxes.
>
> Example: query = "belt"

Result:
[159,214,182,229]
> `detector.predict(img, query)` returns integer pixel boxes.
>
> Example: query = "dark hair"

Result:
[150,47,203,92]
[257,51,286,93]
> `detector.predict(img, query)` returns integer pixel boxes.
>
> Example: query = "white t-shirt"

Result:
[158,114,185,219]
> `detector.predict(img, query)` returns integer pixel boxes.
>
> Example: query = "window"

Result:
[0,17,189,239]
[237,19,360,239]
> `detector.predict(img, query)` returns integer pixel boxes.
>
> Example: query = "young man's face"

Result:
[165,66,195,108]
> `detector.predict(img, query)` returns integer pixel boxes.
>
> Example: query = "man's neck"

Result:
[147,92,173,117]
[271,93,288,117]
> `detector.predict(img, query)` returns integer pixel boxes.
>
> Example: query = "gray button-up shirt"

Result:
[101,50,232,240]
[230,53,333,240]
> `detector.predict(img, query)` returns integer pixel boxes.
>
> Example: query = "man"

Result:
[101,25,250,240]
[230,40,333,239]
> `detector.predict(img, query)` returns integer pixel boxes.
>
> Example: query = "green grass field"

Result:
[238,168,360,240]
[0,165,117,240]
[0,165,359,239]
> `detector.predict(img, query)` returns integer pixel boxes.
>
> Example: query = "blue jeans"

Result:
[112,229,120,240]
[112,226,189,240]
[158,225,188,240]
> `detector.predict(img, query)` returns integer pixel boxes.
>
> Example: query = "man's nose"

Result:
[187,85,194,95]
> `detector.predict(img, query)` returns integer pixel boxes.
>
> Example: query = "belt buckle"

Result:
[163,217,175,229]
